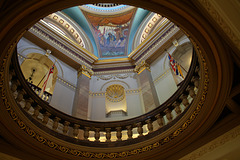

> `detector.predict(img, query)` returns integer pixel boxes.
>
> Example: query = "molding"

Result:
[46,13,85,48]
[89,89,140,96]
[134,60,150,74]
[77,65,93,78]
[56,77,76,90]
[93,68,135,75]
[198,0,240,51]
[153,69,171,84]
[96,73,131,81]
[28,22,97,68]
[180,125,240,160]
[132,13,165,49]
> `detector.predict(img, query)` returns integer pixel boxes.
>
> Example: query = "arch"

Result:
[100,80,130,91]
[20,52,58,94]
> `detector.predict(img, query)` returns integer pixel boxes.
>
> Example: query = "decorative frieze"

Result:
[96,73,130,80]
[89,89,140,97]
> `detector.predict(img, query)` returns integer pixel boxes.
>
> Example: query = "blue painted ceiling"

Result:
[62,4,149,59]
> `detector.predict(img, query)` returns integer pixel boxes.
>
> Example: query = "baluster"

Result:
[155,114,164,128]
[186,85,196,98]
[9,69,15,81]
[48,95,52,103]
[94,128,100,142]
[195,66,200,76]
[42,112,51,125]
[116,127,122,141]
[16,89,25,102]
[84,127,90,140]
[180,94,189,107]
[24,99,33,111]
[73,124,80,138]
[126,125,133,140]
[41,94,45,101]
[164,108,173,122]
[45,95,49,102]
[11,79,18,92]
[63,121,70,134]
[191,76,199,88]
[146,119,153,133]
[136,122,143,137]
[173,101,181,115]
[32,105,41,118]
[105,128,111,142]
[52,117,61,130]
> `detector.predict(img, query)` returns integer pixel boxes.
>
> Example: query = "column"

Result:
[135,61,160,112]
[72,65,93,119]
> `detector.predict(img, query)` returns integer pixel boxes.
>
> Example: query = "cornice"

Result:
[27,22,98,69]
[129,21,179,64]
[128,20,171,59]
[37,20,98,61]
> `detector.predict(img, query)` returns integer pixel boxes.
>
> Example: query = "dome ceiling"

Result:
[22,3,180,73]
[82,8,136,58]
[62,4,150,59]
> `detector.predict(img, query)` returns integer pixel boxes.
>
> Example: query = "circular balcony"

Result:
[0,1,235,160]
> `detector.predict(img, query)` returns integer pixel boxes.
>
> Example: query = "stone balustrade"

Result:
[8,48,200,145]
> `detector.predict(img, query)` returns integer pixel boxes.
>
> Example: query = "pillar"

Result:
[135,61,160,112]
[72,65,93,119]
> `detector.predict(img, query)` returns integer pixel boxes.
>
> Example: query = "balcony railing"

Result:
[28,82,52,103]
[9,47,200,146]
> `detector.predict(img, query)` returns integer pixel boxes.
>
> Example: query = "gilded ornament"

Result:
[134,60,150,74]
[78,65,93,78]
[106,84,125,102]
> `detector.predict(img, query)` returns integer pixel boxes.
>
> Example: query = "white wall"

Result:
[50,80,75,115]
[90,92,144,122]
[17,37,78,115]
[154,70,178,104]
[89,73,144,121]
[17,35,193,121]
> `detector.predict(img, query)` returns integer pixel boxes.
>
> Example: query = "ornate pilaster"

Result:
[134,60,150,74]
[77,65,93,79]
[135,61,159,112]
[72,65,93,119]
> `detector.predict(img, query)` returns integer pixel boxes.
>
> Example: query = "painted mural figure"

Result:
[106,33,116,47]
[84,9,135,57]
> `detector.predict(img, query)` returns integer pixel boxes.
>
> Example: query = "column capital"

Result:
[134,60,150,74]
[78,65,94,78]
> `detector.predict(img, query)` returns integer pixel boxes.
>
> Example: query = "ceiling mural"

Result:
[82,9,136,58]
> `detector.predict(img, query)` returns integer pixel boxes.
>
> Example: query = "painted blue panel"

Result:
[62,7,98,56]
[128,8,149,54]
